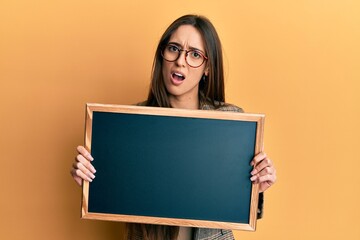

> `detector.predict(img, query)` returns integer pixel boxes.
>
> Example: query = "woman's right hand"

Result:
[70,146,96,186]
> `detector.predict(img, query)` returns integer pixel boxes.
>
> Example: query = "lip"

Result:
[170,70,186,86]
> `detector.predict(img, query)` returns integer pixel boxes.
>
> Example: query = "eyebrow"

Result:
[167,41,206,54]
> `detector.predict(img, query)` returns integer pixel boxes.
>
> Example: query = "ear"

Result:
[204,67,209,76]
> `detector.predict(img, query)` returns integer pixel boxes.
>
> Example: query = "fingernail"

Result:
[88,177,93,182]
[251,169,257,175]
[89,155,94,161]
[91,166,96,173]
[90,173,96,179]
[250,176,257,181]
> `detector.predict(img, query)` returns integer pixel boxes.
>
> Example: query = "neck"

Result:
[169,95,199,110]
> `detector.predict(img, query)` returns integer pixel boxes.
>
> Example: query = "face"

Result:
[162,25,208,103]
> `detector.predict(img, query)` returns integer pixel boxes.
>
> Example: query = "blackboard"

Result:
[81,103,264,231]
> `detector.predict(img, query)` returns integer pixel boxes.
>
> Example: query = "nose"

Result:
[175,50,187,67]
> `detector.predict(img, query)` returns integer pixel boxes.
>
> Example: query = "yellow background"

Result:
[1,1,359,239]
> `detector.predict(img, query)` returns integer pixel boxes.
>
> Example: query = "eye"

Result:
[190,50,202,59]
[167,45,179,52]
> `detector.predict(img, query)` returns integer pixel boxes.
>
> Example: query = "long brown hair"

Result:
[146,14,225,108]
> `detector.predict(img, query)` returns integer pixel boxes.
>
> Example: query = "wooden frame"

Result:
[81,103,264,231]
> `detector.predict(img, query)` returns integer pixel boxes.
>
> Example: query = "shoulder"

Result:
[200,100,244,113]
[215,103,244,113]
[135,101,147,106]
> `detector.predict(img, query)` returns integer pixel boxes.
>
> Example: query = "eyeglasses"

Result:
[161,44,208,68]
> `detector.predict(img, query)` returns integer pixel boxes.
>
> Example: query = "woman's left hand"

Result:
[250,152,277,193]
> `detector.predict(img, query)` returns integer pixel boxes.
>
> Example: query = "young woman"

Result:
[71,14,276,240]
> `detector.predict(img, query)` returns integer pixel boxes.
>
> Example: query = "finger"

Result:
[76,154,96,174]
[77,146,94,161]
[259,181,272,193]
[250,173,276,193]
[251,166,273,180]
[258,173,277,192]
[70,169,84,186]
[73,168,93,183]
[250,165,276,181]
[258,173,276,185]
[251,152,267,166]
[75,177,83,186]
[251,157,273,175]
[73,162,96,180]
[74,175,83,186]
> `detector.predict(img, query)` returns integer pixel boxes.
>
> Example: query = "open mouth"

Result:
[172,72,185,81]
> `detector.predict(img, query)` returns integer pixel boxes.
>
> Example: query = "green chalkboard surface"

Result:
[81,104,264,231]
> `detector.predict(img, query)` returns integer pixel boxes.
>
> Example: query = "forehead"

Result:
[169,25,205,50]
